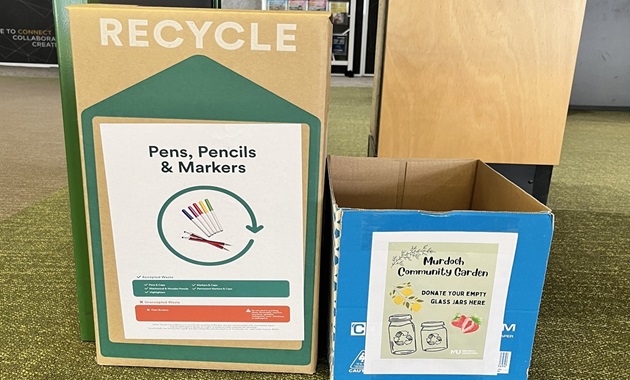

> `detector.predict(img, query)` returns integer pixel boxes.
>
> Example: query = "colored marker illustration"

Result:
[181,209,210,237]
[181,198,225,238]
[204,199,223,231]
[160,186,262,265]
[196,201,215,232]
[181,198,229,251]
[190,204,214,235]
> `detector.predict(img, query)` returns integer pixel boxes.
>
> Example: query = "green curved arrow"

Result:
[157,186,262,266]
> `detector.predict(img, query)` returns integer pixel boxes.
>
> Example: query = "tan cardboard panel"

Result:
[328,156,405,209]
[402,159,477,211]
[70,5,331,370]
[67,5,331,120]
[376,0,586,165]
[472,162,550,213]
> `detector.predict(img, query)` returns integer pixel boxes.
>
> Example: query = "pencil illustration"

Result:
[182,231,230,251]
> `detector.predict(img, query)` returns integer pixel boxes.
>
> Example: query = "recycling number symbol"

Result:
[426,333,443,346]
[393,330,414,346]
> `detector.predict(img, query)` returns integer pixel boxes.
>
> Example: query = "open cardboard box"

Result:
[324,155,553,379]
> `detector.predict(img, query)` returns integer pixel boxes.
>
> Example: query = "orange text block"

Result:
[135,305,291,323]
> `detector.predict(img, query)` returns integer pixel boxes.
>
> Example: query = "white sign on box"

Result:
[99,122,305,341]
[364,231,517,375]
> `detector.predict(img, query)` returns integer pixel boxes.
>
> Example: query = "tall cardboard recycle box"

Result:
[67,4,331,372]
[325,156,554,379]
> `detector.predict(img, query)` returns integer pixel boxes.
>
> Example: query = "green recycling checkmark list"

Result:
[158,185,263,266]
[133,280,289,297]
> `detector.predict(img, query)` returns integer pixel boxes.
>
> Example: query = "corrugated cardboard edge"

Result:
[326,203,343,378]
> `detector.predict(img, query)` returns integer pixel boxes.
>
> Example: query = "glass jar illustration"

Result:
[388,314,417,355]
[420,321,448,352]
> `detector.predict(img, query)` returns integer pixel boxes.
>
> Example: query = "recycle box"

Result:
[67,4,331,372]
[324,156,554,379]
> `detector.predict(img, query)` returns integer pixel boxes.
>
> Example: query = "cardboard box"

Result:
[325,156,553,379]
[67,4,331,372]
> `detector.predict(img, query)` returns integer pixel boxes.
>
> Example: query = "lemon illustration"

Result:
[411,302,422,312]
[401,287,414,296]
[393,296,404,305]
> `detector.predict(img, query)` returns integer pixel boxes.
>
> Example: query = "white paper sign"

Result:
[99,122,305,341]
[364,231,517,375]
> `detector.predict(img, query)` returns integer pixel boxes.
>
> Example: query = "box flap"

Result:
[329,156,551,214]
[328,156,405,209]
[402,159,476,211]
[472,162,551,213]
[329,156,478,212]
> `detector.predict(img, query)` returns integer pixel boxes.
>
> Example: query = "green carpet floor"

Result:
[548,111,630,213]
[0,187,328,380]
[1,86,629,379]
[529,210,630,379]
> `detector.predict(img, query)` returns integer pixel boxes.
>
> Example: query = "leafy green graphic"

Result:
[391,244,436,267]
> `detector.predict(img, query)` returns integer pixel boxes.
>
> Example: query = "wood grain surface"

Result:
[376,0,586,164]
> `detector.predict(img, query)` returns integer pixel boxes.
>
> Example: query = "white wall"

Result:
[570,0,630,108]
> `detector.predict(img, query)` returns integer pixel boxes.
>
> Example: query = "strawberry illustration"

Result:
[461,315,482,334]
[465,322,480,334]
[452,313,482,333]
[451,313,467,328]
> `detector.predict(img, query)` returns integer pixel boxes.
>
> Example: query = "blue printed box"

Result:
[325,156,553,379]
